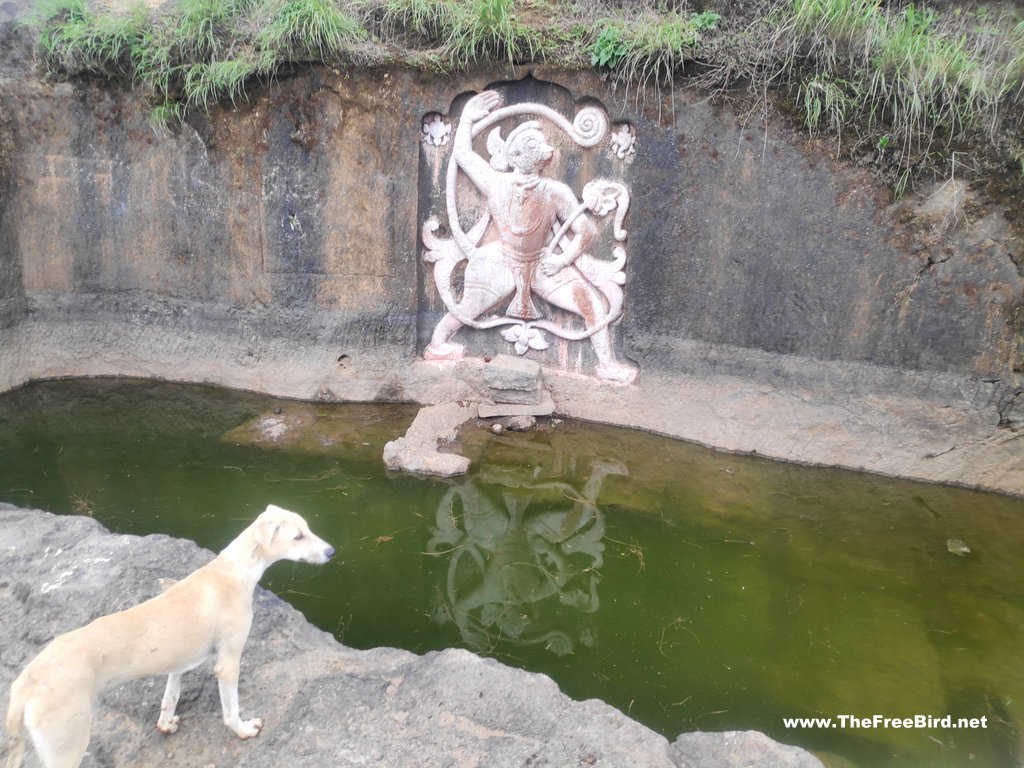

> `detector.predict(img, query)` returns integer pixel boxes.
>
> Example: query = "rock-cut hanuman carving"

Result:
[422,91,637,384]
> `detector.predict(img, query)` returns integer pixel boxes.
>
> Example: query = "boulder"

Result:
[671,730,826,768]
[382,401,475,477]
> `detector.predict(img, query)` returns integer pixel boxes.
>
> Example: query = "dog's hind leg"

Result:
[156,672,183,734]
[24,695,92,768]
[4,683,26,768]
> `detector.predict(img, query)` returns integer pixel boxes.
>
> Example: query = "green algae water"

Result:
[2,378,1024,768]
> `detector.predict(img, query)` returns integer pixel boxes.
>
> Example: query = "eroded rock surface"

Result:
[672,730,827,767]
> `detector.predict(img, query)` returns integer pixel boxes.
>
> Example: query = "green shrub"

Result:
[590,24,629,70]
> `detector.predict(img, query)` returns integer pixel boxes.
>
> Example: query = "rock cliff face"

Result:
[1,62,1019,378]
[0,23,1021,492]
[0,504,824,768]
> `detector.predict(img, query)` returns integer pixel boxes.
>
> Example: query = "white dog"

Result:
[4,504,334,768]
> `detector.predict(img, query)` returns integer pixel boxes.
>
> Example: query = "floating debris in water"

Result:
[947,538,972,556]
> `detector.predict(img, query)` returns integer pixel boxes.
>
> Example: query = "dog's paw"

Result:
[236,718,263,739]
[156,716,180,734]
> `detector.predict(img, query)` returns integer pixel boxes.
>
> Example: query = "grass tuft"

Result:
[375,0,543,70]
[377,0,454,42]
[149,98,187,133]
[590,9,720,88]
[445,0,544,69]
[797,74,850,147]
[260,0,367,61]
[182,56,262,109]
[32,0,152,76]
[588,7,720,118]
[29,0,367,127]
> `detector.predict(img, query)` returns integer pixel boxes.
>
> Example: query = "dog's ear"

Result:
[252,519,281,557]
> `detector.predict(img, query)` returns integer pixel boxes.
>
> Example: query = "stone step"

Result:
[478,390,555,418]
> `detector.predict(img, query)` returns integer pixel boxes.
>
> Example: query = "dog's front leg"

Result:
[214,654,262,739]
[156,672,183,733]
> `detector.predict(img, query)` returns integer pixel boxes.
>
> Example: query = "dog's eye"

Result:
[294,532,305,541]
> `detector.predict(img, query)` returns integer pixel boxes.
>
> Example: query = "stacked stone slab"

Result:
[478,354,555,418]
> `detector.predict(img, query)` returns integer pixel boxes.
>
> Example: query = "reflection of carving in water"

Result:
[426,461,625,656]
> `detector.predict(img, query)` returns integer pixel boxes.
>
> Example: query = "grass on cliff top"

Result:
[29,0,369,127]
[23,0,1024,190]
[771,0,1024,192]
[377,0,545,69]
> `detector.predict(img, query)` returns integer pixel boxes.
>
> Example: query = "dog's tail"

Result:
[3,683,26,768]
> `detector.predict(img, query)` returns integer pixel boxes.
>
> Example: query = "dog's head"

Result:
[251,504,335,565]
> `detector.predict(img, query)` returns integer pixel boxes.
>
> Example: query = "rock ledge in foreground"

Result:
[0,505,823,768]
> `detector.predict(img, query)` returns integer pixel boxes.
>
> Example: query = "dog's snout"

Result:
[324,545,336,560]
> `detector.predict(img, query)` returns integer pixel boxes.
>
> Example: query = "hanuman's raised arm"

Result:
[453,91,502,192]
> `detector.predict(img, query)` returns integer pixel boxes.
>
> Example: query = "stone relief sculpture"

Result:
[609,123,636,160]
[421,112,451,147]
[422,90,638,384]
